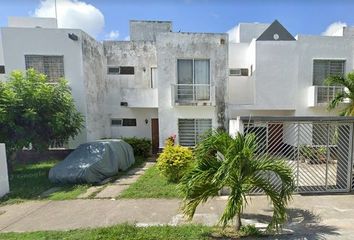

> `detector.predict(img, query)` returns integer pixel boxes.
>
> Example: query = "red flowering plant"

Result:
[165,134,176,146]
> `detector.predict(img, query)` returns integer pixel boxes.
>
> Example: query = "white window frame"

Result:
[229,68,242,76]
[312,59,346,86]
[178,118,212,146]
[111,118,137,127]
[176,58,210,85]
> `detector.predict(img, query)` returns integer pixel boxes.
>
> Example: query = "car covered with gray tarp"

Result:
[49,139,135,184]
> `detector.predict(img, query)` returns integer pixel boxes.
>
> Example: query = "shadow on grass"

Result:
[240,208,340,239]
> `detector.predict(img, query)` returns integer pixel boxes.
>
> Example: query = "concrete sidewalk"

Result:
[0,194,354,239]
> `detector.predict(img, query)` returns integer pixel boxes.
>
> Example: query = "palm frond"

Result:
[179,131,295,233]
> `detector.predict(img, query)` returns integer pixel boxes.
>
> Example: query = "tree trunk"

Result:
[235,212,242,231]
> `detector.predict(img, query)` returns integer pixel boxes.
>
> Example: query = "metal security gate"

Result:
[240,117,354,193]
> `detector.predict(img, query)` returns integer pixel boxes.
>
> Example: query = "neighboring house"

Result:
[1,17,353,152]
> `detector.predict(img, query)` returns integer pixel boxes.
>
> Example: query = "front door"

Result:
[151,118,159,154]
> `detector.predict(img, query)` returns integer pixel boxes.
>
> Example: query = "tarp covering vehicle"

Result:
[49,139,135,184]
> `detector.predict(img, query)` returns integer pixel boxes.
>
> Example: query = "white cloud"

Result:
[33,0,105,38]
[105,30,119,40]
[322,21,347,36]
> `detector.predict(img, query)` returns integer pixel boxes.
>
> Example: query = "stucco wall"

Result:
[228,42,254,105]
[0,31,4,81]
[130,21,172,41]
[0,144,9,197]
[82,33,107,141]
[110,108,158,139]
[228,34,353,119]
[0,27,88,147]
[254,40,298,110]
[295,35,354,116]
[104,41,157,89]
[103,41,158,139]
[8,17,57,28]
[156,32,228,147]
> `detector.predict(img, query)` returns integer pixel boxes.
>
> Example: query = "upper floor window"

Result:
[0,65,5,74]
[313,60,345,86]
[229,68,248,76]
[177,59,210,85]
[25,55,64,82]
[107,66,134,75]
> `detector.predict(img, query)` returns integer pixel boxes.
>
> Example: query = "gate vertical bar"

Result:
[347,123,354,191]
[325,123,329,190]
[296,122,300,192]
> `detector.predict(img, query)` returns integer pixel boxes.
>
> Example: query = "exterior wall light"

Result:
[68,33,79,41]
[145,119,149,124]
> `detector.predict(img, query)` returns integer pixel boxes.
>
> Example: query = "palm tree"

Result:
[326,72,354,116]
[178,131,295,232]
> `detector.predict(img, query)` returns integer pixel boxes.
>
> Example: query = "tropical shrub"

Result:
[325,72,354,116]
[179,131,295,233]
[157,144,194,183]
[0,69,83,155]
[123,137,151,157]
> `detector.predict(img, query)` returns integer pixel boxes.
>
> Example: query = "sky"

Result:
[0,0,353,41]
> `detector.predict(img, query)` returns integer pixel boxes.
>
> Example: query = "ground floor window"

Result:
[111,118,137,127]
[178,118,212,146]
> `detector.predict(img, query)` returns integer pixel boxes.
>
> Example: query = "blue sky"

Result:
[0,0,353,40]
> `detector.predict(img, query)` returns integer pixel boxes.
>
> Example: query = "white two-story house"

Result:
[1,17,353,152]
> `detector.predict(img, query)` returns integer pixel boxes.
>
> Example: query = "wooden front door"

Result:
[151,118,159,154]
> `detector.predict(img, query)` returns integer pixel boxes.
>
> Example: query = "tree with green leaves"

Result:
[179,131,295,233]
[326,72,354,116]
[0,69,84,159]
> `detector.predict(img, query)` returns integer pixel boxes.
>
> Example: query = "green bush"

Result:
[157,145,194,183]
[123,137,151,158]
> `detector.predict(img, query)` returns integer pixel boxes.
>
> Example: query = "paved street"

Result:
[0,194,354,239]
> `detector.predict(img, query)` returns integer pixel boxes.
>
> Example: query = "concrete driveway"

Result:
[0,194,353,239]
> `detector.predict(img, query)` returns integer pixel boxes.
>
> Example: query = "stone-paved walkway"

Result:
[77,162,155,199]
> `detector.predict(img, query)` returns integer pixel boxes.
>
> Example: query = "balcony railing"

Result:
[171,84,215,106]
[308,86,347,107]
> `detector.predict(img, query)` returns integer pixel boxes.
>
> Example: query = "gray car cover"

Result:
[49,139,135,184]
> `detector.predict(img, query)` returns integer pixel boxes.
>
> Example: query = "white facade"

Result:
[1,17,353,150]
[0,144,9,197]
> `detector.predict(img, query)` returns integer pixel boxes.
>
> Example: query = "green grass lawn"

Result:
[1,156,148,205]
[0,224,263,240]
[0,224,214,240]
[119,165,181,199]
[0,160,90,205]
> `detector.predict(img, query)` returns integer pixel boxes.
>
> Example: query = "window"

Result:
[120,66,134,75]
[123,118,137,126]
[229,68,248,76]
[313,60,345,85]
[151,67,157,88]
[178,59,210,85]
[25,55,64,82]
[111,118,137,127]
[111,119,122,126]
[177,59,210,101]
[107,66,135,75]
[0,65,5,74]
[178,119,212,146]
[108,67,120,75]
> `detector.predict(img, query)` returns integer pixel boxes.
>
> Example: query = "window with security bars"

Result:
[178,119,212,146]
[313,60,345,86]
[25,55,64,82]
